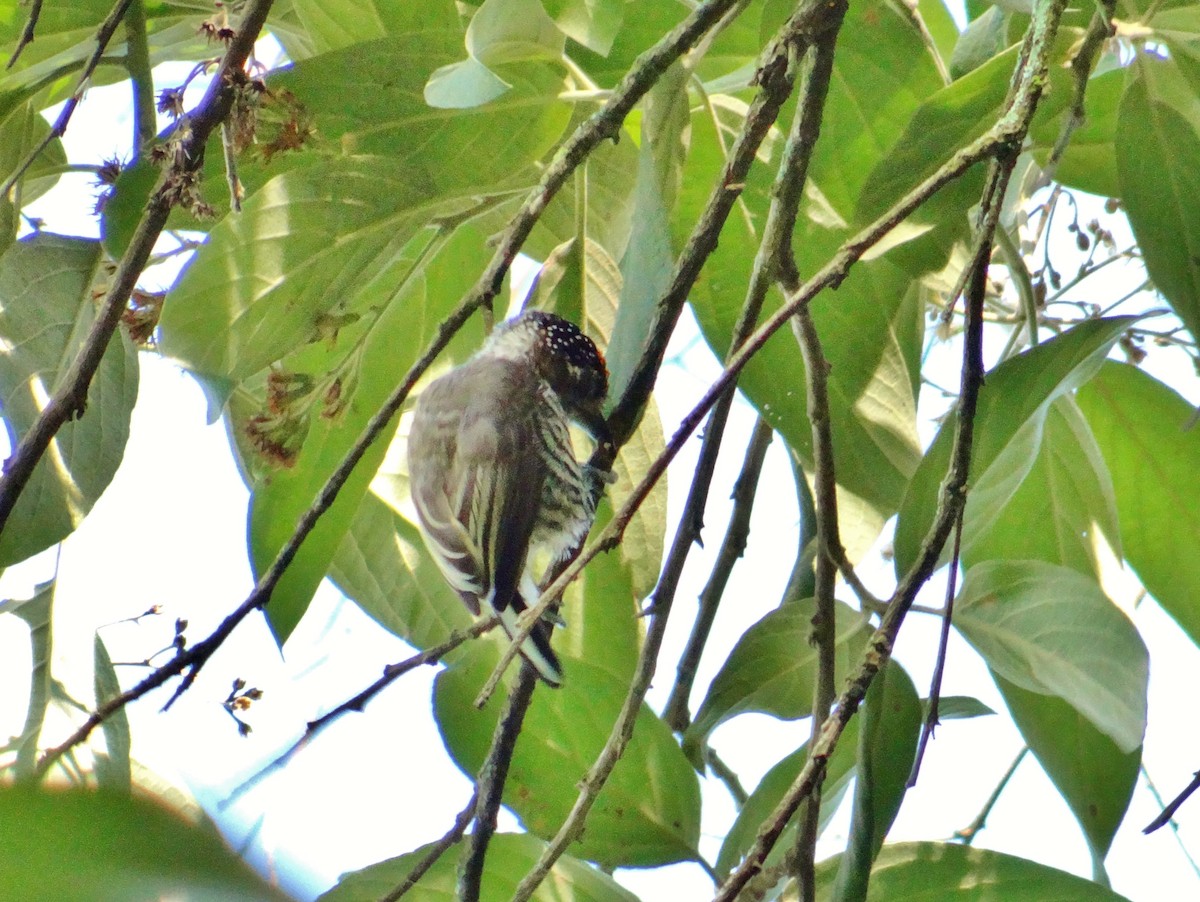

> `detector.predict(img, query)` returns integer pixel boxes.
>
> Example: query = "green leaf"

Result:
[247,225,490,643]
[994,675,1139,874]
[1076,361,1200,647]
[607,78,684,404]
[93,634,132,792]
[1116,59,1200,342]
[854,37,1071,273]
[0,787,289,901]
[319,832,638,901]
[893,316,1139,578]
[525,112,640,264]
[815,841,1133,900]
[329,494,474,651]
[11,580,53,778]
[806,0,945,221]
[543,0,626,54]
[955,559,1149,753]
[931,695,996,720]
[566,0,687,87]
[434,646,702,867]
[1029,68,1122,198]
[0,101,67,256]
[683,599,871,760]
[716,719,861,879]
[962,397,1120,577]
[425,0,565,108]
[0,234,138,567]
[832,661,922,902]
[949,7,1010,80]
[290,0,388,52]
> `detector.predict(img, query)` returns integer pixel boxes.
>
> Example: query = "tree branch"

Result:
[791,303,839,900]
[663,417,773,730]
[6,0,44,69]
[381,791,478,902]
[459,662,539,902]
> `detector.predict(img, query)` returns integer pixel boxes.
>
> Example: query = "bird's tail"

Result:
[495,600,564,687]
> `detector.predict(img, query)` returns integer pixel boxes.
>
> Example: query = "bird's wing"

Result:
[455,395,547,616]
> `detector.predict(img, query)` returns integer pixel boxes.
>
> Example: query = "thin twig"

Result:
[782,30,853,877]
[1043,0,1117,178]
[791,303,840,900]
[221,619,495,808]
[459,662,539,902]
[0,0,135,198]
[908,445,967,786]
[28,0,738,774]
[955,746,1028,843]
[712,3,1068,892]
[663,417,773,730]
[6,0,44,69]
[708,747,750,808]
[1145,768,1200,835]
[381,791,479,902]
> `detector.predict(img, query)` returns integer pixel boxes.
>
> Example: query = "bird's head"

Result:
[484,310,610,444]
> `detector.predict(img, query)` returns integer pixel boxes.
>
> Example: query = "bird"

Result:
[406,310,612,686]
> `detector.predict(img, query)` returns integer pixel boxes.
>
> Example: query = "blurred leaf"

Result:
[1028,68,1122,198]
[93,634,132,792]
[0,3,209,100]
[962,397,1120,577]
[995,675,1139,875]
[832,661,922,902]
[814,841,1133,900]
[855,35,1073,274]
[289,0,390,51]
[683,599,871,761]
[435,646,702,867]
[931,695,997,720]
[0,101,67,256]
[1076,361,1200,647]
[425,0,565,108]
[0,788,290,901]
[716,719,861,879]
[319,832,637,901]
[544,0,625,54]
[1116,58,1200,342]
[0,234,138,567]
[526,115,640,264]
[607,78,684,405]
[11,580,53,778]
[950,8,1010,80]
[893,316,1138,578]
[955,559,1148,753]
[566,0,687,87]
